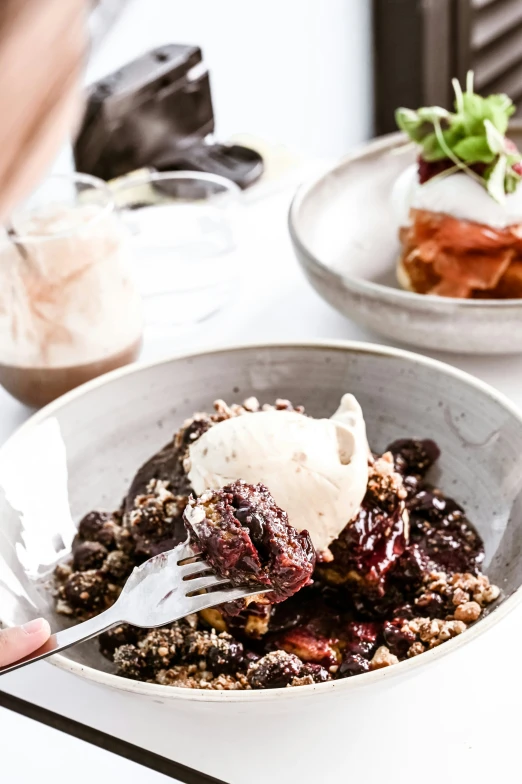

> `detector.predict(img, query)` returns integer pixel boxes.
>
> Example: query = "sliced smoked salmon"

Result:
[399,210,522,299]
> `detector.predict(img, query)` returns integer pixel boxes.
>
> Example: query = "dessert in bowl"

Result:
[0,342,521,704]
[289,76,522,353]
[53,395,498,690]
[394,73,522,299]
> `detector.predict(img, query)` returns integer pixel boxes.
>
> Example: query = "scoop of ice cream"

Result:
[184,394,369,553]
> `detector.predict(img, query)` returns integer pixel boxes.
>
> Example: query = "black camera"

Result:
[74,44,263,188]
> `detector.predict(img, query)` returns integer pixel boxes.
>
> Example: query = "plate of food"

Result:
[0,341,520,718]
[289,74,522,354]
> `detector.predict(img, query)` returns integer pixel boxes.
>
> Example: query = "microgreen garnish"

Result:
[395,71,522,203]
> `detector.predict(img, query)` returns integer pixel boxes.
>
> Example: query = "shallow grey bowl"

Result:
[289,126,522,354]
[1,341,522,709]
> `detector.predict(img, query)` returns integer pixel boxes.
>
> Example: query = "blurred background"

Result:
[49,0,521,171]
[86,0,374,158]
[2,0,522,408]
[374,0,522,134]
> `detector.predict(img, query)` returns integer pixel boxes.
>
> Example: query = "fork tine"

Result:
[187,587,271,613]
[177,560,212,578]
[184,574,231,593]
[175,540,203,562]
[129,545,181,578]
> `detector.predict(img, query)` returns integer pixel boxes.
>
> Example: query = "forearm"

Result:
[0,0,88,222]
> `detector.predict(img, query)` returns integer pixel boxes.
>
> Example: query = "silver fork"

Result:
[0,540,269,675]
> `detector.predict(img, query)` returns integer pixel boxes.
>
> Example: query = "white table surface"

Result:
[2,181,522,783]
[0,707,174,783]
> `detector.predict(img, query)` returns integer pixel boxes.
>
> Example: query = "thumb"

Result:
[0,619,51,666]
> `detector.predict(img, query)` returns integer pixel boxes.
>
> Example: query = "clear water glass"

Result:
[113,171,242,330]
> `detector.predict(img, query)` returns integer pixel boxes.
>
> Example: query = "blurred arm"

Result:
[0,0,88,222]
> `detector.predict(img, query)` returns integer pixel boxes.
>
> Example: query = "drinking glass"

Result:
[0,173,143,407]
[112,171,242,330]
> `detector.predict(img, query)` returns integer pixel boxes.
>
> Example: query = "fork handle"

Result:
[0,607,121,676]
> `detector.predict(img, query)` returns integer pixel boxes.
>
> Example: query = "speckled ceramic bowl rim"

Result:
[288,128,522,310]
[4,340,522,703]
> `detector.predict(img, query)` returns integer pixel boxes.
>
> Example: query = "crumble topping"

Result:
[415,570,499,617]
[370,645,399,670]
[54,402,500,690]
[367,452,407,507]
[404,617,467,655]
[157,666,250,690]
[247,650,330,689]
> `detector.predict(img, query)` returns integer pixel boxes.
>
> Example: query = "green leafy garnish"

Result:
[395,71,522,203]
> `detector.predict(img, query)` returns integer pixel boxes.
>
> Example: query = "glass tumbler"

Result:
[112,171,242,330]
[0,173,143,408]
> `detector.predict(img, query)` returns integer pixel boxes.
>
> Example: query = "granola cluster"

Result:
[54,399,501,690]
[415,570,500,619]
[110,621,251,690]
[126,479,187,558]
[246,650,329,689]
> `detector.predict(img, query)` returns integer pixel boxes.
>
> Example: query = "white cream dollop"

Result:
[391,163,522,230]
[185,394,369,553]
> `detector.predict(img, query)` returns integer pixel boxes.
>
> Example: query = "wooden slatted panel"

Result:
[473,24,522,88]
[466,0,522,109]
[373,0,455,134]
[471,0,522,50]
[472,0,499,9]
[485,60,522,102]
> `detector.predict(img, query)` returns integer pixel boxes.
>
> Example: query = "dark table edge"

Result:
[0,689,228,784]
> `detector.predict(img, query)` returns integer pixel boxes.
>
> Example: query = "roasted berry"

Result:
[113,644,149,680]
[184,480,315,603]
[78,511,118,548]
[301,663,331,684]
[139,627,185,670]
[63,570,107,611]
[328,499,407,597]
[247,650,328,689]
[382,618,417,658]
[102,550,134,581]
[207,634,246,674]
[99,624,141,658]
[338,652,371,678]
[417,156,455,185]
[386,438,440,479]
[408,487,484,574]
[181,628,245,673]
[125,479,187,558]
[344,621,380,658]
[72,541,108,572]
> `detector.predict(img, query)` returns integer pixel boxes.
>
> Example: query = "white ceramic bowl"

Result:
[289,126,522,354]
[1,340,522,719]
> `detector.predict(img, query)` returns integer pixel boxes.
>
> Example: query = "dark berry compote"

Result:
[184,480,315,605]
[54,398,500,690]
